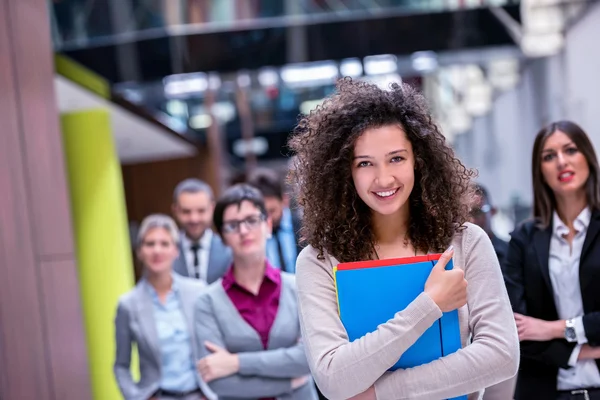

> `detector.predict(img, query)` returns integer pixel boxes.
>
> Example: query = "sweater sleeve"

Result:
[295,247,443,399]
[372,225,520,399]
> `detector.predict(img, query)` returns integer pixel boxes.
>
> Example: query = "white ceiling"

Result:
[54,75,197,165]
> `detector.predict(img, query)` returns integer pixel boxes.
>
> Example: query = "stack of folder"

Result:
[334,254,467,400]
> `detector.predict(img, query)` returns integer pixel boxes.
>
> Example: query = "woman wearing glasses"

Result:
[194,184,317,400]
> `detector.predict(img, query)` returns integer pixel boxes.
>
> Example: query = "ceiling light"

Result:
[364,54,397,76]
[340,58,363,78]
[281,62,339,88]
[208,73,221,91]
[258,68,279,87]
[233,137,269,157]
[362,73,402,90]
[166,100,188,117]
[521,32,564,58]
[411,51,438,73]
[189,114,212,130]
[299,99,325,115]
[237,71,251,88]
[163,73,208,97]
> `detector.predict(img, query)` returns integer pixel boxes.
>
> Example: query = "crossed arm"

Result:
[194,294,311,398]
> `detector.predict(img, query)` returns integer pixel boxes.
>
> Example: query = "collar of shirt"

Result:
[553,207,591,239]
[221,260,281,292]
[180,228,213,250]
[143,274,180,303]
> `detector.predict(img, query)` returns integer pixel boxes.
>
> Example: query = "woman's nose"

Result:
[556,152,567,168]
[238,222,250,235]
[376,168,395,187]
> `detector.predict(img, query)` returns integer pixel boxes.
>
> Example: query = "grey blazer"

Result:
[173,231,233,284]
[114,274,216,400]
[194,272,317,400]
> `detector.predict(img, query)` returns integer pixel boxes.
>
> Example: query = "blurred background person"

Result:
[247,168,302,273]
[194,184,316,400]
[470,183,509,269]
[504,121,600,400]
[473,183,516,399]
[286,155,304,220]
[114,214,214,400]
[172,178,232,284]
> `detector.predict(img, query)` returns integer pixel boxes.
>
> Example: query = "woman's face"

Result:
[221,200,272,260]
[137,227,179,275]
[540,130,589,198]
[351,124,415,218]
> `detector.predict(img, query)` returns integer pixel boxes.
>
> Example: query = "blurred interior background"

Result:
[2,0,600,399]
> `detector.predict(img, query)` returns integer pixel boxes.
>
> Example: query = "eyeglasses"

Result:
[471,204,492,216]
[222,214,266,234]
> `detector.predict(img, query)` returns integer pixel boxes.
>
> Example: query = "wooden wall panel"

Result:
[122,149,216,224]
[0,0,91,399]
[0,0,51,397]
[9,0,75,256]
[40,260,91,400]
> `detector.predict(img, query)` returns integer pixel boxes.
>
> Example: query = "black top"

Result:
[504,211,600,399]
[490,234,508,270]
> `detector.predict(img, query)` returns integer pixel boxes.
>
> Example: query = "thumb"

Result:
[205,341,224,353]
[433,246,454,271]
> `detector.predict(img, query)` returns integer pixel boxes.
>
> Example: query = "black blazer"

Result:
[504,210,600,399]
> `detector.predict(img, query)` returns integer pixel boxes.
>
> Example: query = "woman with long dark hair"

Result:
[505,121,600,400]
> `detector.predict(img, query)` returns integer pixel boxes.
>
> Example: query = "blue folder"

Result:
[334,254,466,400]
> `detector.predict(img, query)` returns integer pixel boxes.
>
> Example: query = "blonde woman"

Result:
[114,214,214,400]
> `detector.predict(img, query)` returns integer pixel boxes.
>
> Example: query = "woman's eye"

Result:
[566,147,578,155]
[357,161,370,168]
[542,153,555,162]
[390,156,404,163]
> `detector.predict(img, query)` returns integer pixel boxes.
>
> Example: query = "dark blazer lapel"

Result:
[580,210,600,294]
[533,224,554,296]
[172,241,189,277]
[207,233,218,283]
[266,275,290,350]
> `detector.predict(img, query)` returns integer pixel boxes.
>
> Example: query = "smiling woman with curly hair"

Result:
[288,78,519,400]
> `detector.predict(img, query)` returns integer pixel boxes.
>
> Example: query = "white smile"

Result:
[559,172,574,180]
[374,189,398,198]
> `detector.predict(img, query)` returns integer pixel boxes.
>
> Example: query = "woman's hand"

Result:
[579,344,600,360]
[291,375,309,389]
[514,313,565,342]
[424,247,468,312]
[197,341,240,382]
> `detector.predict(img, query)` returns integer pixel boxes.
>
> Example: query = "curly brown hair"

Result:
[288,78,476,262]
